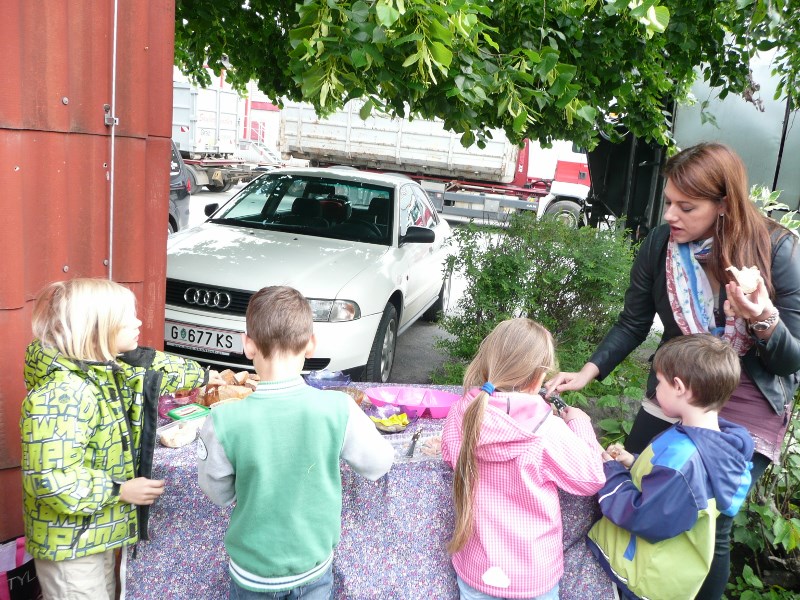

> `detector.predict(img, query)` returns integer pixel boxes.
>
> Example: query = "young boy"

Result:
[587,334,754,600]
[197,285,394,598]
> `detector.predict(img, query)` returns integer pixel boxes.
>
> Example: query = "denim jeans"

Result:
[456,575,559,600]
[229,564,333,600]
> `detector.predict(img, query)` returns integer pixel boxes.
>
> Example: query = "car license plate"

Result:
[165,321,243,355]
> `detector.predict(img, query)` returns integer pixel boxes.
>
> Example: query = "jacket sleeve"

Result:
[589,226,665,380]
[20,383,119,515]
[596,459,699,543]
[537,417,606,496]
[197,417,236,506]
[340,400,394,481]
[152,350,208,394]
[755,234,800,376]
[440,410,461,469]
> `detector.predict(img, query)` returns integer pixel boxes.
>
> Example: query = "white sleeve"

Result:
[197,417,236,506]
[340,400,394,481]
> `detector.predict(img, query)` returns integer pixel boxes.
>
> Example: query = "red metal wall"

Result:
[0,0,176,540]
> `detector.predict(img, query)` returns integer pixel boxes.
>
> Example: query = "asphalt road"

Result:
[184,184,457,384]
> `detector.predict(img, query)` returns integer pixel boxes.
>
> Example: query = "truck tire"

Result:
[205,181,226,193]
[363,303,398,383]
[423,269,452,322]
[544,199,583,228]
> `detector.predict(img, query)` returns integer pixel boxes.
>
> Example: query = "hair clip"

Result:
[481,382,495,395]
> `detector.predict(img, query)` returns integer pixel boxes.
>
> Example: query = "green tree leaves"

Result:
[175,0,800,150]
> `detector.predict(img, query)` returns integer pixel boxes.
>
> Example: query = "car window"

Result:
[412,186,440,227]
[400,184,438,234]
[211,173,395,245]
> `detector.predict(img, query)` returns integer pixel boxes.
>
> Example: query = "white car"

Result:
[164,167,452,382]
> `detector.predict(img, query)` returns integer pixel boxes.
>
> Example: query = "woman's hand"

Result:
[545,363,600,395]
[725,276,774,322]
[119,477,165,505]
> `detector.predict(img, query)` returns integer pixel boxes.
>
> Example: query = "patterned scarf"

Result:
[666,238,753,355]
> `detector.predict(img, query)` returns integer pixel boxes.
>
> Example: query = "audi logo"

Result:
[184,288,232,309]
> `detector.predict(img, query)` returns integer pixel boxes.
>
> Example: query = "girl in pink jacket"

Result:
[442,318,606,600]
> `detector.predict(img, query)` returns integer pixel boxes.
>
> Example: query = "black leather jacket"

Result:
[589,224,800,415]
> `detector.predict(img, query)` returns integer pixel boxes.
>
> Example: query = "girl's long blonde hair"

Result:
[447,318,556,554]
[32,278,137,362]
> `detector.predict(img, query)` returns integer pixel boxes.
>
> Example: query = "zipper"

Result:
[70,516,91,548]
[111,372,138,475]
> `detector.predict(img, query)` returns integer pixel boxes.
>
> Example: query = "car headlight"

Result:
[309,299,361,322]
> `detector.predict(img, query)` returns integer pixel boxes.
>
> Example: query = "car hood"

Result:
[167,223,389,297]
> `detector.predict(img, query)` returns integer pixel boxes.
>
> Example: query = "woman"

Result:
[546,142,800,599]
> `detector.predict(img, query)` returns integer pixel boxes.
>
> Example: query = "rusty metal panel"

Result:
[0,469,24,541]
[0,0,176,540]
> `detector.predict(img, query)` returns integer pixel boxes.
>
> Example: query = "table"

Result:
[125,384,614,599]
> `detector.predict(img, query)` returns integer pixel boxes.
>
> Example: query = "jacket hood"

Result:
[453,388,554,463]
[680,418,754,510]
[24,339,118,391]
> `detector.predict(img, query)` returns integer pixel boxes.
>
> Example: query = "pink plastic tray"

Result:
[364,387,460,419]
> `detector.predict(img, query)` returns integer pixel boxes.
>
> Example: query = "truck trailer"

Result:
[279,100,591,226]
[172,77,277,193]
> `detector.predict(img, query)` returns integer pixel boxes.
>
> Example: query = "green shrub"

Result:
[438,213,634,359]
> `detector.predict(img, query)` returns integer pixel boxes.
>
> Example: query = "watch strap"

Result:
[749,310,779,332]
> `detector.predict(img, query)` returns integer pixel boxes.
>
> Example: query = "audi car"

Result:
[164,167,452,382]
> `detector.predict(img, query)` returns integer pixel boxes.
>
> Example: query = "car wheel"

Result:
[168,217,177,235]
[423,268,452,322]
[364,303,398,383]
[544,200,583,228]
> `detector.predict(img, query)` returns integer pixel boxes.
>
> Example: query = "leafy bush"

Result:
[434,213,636,422]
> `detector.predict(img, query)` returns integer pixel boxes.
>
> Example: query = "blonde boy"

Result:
[587,334,754,600]
[197,285,393,599]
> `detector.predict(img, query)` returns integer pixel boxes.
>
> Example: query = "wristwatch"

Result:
[111,481,122,497]
[750,310,779,332]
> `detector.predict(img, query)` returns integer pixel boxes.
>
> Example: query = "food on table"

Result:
[420,436,442,457]
[726,265,760,294]
[159,418,205,448]
[199,369,259,406]
[329,387,367,406]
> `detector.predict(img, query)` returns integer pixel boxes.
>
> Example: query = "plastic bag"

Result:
[0,537,42,600]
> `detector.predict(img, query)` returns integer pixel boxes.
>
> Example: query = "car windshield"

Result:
[209,173,394,245]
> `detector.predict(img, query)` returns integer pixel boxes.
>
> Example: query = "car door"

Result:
[395,183,444,325]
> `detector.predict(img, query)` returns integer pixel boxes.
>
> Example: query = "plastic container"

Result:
[304,370,352,389]
[364,387,460,419]
[167,403,210,421]
[158,388,200,420]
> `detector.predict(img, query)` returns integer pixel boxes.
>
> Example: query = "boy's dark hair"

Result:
[245,286,313,359]
[652,334,740,411]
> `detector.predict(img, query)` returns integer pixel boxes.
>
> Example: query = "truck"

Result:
[279,100,591,226]
[172,76,279,193]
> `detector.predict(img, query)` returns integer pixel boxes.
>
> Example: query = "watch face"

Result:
[752,322,769,331]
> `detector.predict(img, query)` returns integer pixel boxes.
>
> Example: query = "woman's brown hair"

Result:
[664,142,789,296]
[447,318,556,554]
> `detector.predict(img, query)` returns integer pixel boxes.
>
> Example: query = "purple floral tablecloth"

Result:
[125,384,613,599]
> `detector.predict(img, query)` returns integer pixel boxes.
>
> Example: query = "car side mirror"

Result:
[204,203,220,217]
[400,226,435,245]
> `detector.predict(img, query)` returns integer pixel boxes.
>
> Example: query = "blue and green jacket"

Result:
[20,339,206,561]
[587,418,753,600]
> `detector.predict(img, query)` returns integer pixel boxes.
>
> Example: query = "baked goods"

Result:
[726,265,760,294]
[159,419,204,448]
[329,386,367,406]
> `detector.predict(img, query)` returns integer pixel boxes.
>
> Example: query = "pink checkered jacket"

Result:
[442,389,605,598]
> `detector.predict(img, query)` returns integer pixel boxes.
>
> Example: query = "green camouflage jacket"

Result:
[20,339,206,561]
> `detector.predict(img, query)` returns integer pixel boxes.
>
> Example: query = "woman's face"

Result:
[116,304,142,354]
[662,178,725,244]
